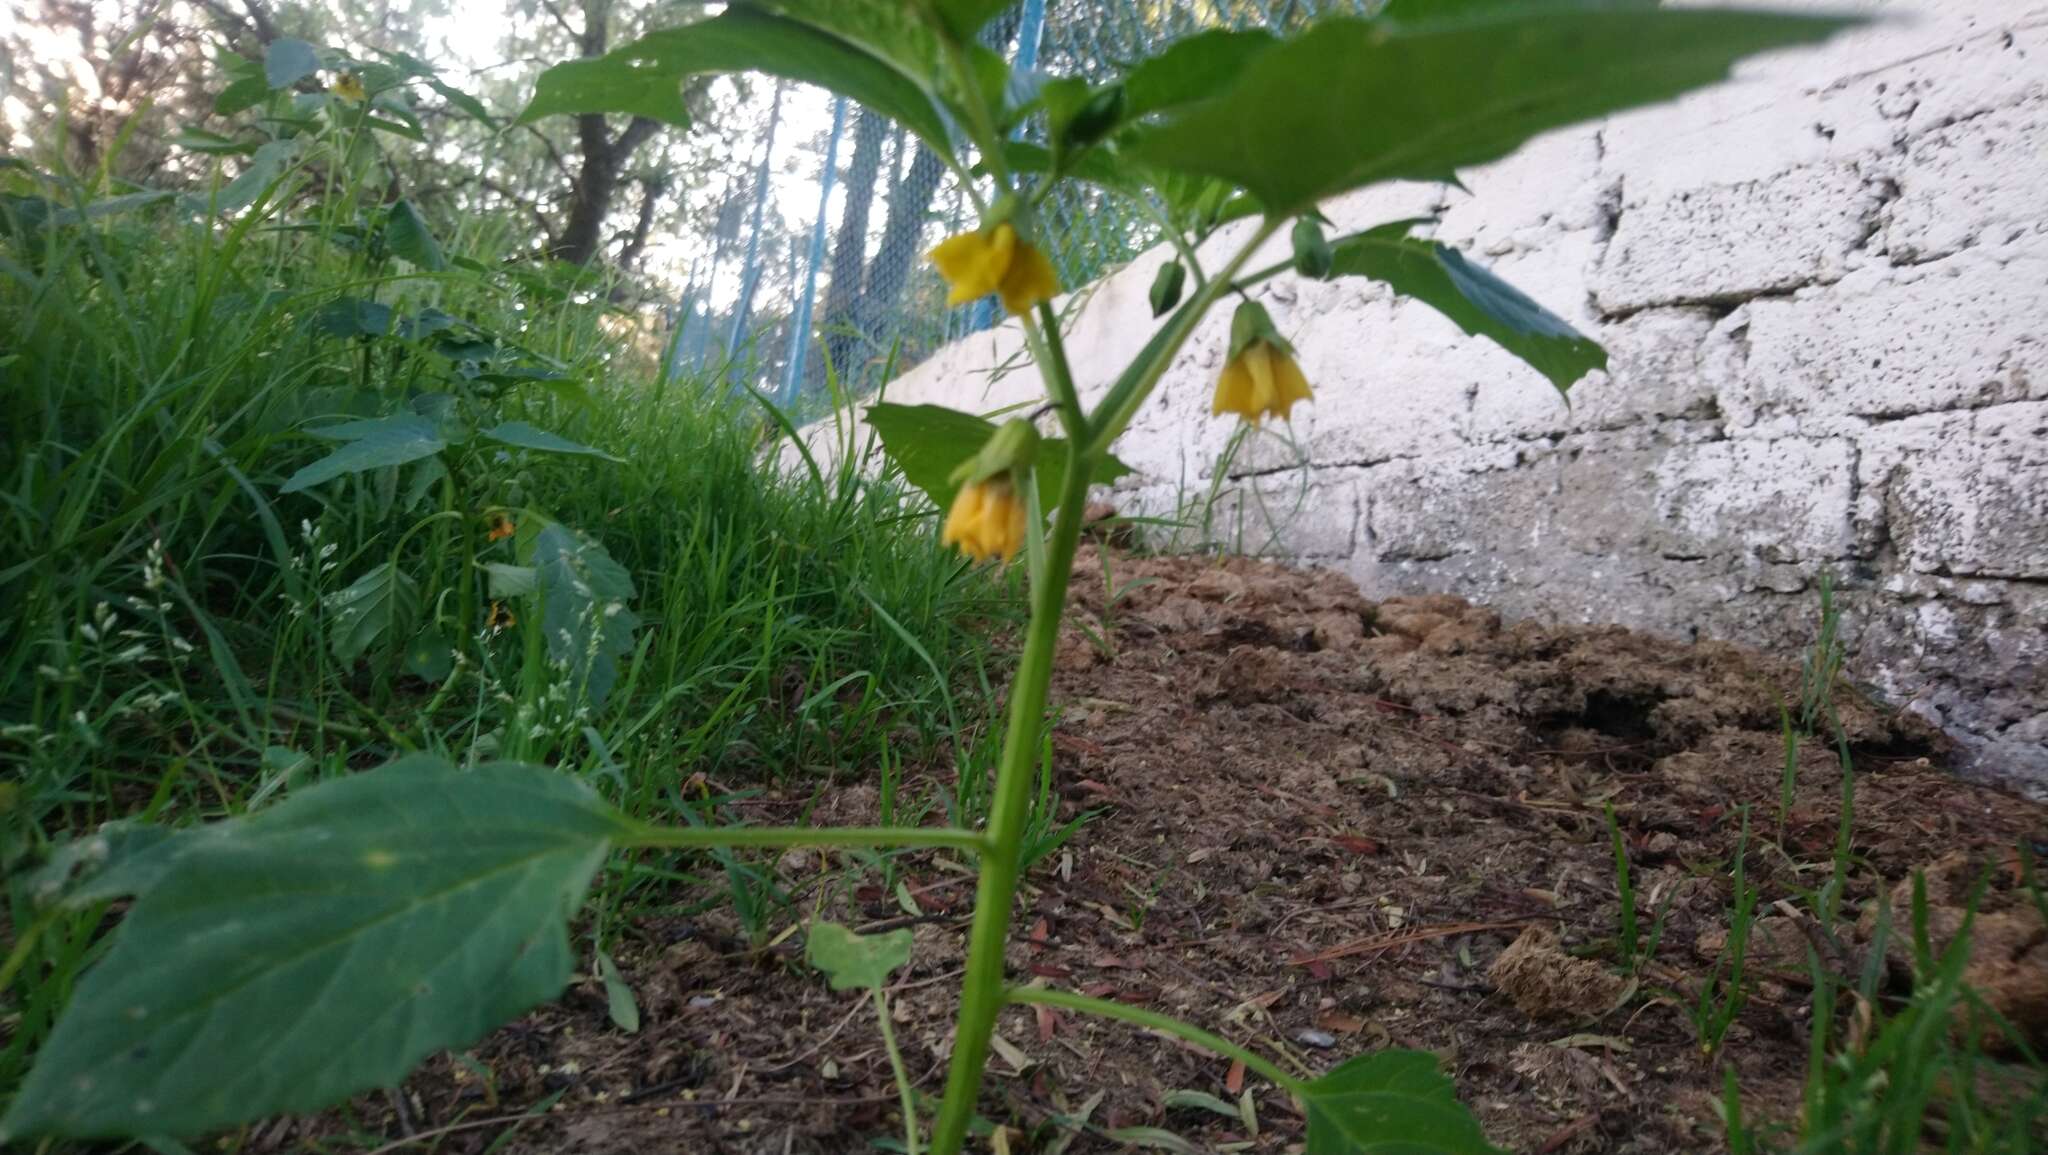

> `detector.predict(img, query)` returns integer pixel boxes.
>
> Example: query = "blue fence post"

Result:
[664,259,701,382]
[969,0,1047,336]
[781,95,847,407]
[725,80,787,376]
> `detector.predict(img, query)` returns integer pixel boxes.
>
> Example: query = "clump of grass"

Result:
[0,104,1007,1100]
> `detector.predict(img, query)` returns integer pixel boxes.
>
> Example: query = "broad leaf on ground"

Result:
[279,412,444,493]
[1328,220,1605,394]
[1124,6,1857,214]
[0,755,627,1142]
[532,524,640,707]
[1299,1051,1501,1154]
[806,922,913,991]
[865,403,1134,515]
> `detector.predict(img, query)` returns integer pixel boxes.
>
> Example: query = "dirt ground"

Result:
[291,548,2048,1154]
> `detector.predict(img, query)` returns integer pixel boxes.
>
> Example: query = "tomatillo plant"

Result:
[1,2,1860,1150]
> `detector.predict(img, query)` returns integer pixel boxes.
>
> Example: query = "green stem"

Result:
[929,440,1095,1155]
[875,989,922,1155]
[622,822,986,855]
[1005,985,1306,1093]
[1083,219,1281,458]
[1023,305,1088,440]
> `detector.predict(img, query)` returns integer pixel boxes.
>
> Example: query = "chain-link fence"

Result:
[661,0,1372,410]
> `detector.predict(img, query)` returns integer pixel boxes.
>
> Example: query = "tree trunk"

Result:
[856,143,946,366]
[814,107,887,386]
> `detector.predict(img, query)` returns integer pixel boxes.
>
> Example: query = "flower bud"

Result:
[949,418,1041,488]
[1291,216,1333,280]
[1149,260,1187,317]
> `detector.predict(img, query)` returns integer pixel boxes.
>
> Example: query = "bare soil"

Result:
[289,548,2048,1155]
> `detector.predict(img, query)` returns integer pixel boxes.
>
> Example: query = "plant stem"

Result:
[622,822,986,855]
[1004,985,1306,1093]
[1083,218,1280,458]
[874,989,921,1155]
[929,441,1095,1155]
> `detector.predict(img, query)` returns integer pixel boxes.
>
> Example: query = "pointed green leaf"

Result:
[1125,6,1858,215]
[384,199,446,270]
[0,755,625,1142]
[1299,1051,1501,1154]
[483,562,538,598]
[520,7,951,151]
[1122,28,1276,119]
[532,524,639,708]
[403,630,455,682]
[279,413,444,494]
[263,38,321,90]
[1328,220,1605,393]
[596,950,641,1033]
[805,921,913,991]
[215,71,272,116]
[863,403,1133,516]
[207,138,301,214]
[324,561,420,663]
[481,421,622,462]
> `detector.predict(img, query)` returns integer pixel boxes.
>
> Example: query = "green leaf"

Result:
[1161,1089,1242,1119]
[596,950,640,1033]
[1124,6,1857,215]
[403,630,455,682]
[1122,28,1276,119]
[207,138,300,214]
[0,755,625,1142]
[481,421,622,462]
[264,38,321,90]
[864,403,1133,515]
[170,127,258,156]
[27,822,184,913]
[1299,1051,1501,1154]
[308,296,394,339]
[933,0,1014,38]
[483,562,538,598]
[1328,220,1605,393]
[280,414,444,494]
[215,71,271,116]
[324,561,420,664]
[383,199,446,270]
[520,7,950,151]
[532,524,639,708]
[804,921,912,991]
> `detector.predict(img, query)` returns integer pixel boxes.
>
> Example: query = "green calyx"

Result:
[1149,260,1187,317]
[948,418,1041,487]
[1291,216,1333,279]
[1227,298,1293,361]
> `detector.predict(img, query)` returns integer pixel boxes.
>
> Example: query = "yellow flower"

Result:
[330,73,367,103]
[928,222,1060,315]
[1212,341,1314,426]
[941,477,1029,564]
[486,513,515,542]
[486,601,516,631]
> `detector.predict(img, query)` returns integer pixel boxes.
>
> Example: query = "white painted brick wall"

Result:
[806,0,2048,794]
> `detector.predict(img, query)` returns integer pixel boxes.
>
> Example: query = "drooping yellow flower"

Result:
[941,478,1029,564]
[487,513,515,542]
[928,222,1060,315]
[1212,340,1314,425]
[330,73,367,103]
[1212,300,1313,425]
[486,601,516,631]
